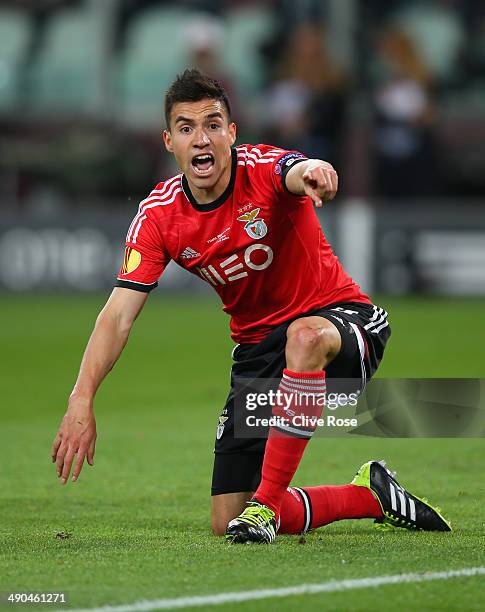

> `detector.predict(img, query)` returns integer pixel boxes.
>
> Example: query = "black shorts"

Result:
[211,302,391,496]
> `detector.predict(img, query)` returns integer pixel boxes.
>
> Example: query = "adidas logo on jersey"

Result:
[181,247,200,259]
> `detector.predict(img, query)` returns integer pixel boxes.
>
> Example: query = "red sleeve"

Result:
[115,211,170,293]
[240,145,307,200]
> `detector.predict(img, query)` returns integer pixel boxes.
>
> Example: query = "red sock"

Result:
[279,485,383,534]
[254,369,326,515]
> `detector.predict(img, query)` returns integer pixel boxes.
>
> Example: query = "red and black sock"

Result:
[279,485,382,534]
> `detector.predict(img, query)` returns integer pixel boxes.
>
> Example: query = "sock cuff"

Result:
[283,368,326,381]
[282,369,326,395]
[291,487,313,533]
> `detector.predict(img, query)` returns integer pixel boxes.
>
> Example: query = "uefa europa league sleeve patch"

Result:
[121,247,142,274]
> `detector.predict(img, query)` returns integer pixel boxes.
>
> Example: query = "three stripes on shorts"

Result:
[364,306,389,335]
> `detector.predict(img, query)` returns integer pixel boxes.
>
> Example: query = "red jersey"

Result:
[116,144,370,343]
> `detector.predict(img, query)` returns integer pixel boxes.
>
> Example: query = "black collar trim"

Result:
[182,149,237,212]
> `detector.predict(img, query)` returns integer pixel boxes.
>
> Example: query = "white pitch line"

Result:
[62,567,485,612]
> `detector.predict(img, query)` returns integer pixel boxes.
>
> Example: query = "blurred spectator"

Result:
[371,27,438,198]
[263,23,348,166]
[184,14,225,77]
[392,0,466,87]
[183,13,242,126]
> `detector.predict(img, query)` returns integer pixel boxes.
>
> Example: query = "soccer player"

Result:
[51,69,450,543]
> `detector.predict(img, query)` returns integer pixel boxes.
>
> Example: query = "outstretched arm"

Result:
[51,287,148,484]
[284,159,338,208]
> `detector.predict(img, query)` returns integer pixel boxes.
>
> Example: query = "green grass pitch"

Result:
[1,295,484,610]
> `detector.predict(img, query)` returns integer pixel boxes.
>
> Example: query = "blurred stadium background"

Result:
[2,2,485,607]
[1,0,485,296]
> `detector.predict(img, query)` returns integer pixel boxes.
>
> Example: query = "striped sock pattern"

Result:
[253,370,326,515]
[272,369,326,438]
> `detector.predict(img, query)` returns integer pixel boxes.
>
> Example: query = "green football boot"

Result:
[225,500,277,544]
[352,460,451,531]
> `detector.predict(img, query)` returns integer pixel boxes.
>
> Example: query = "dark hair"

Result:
[164,68,231,128]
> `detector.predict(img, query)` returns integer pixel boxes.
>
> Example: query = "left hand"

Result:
[51,399,97,484]
[302,161,338,208]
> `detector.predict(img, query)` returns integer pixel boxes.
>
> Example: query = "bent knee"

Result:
[286,326,320,354]
[286,318,340,355]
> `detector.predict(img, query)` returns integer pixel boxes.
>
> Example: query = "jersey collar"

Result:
[182,149,237,212]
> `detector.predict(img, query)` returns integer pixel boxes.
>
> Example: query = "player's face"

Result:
[163,99,236,200]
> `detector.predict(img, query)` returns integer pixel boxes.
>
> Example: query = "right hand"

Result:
[301,161,338,208]
[51,397,97,484]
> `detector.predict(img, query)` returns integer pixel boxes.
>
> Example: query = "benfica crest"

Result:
[237,207,268,240]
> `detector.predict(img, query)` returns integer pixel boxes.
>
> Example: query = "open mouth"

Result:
[191,153,215,176]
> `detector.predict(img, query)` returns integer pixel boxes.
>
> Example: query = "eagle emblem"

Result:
[237,207,268,239]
